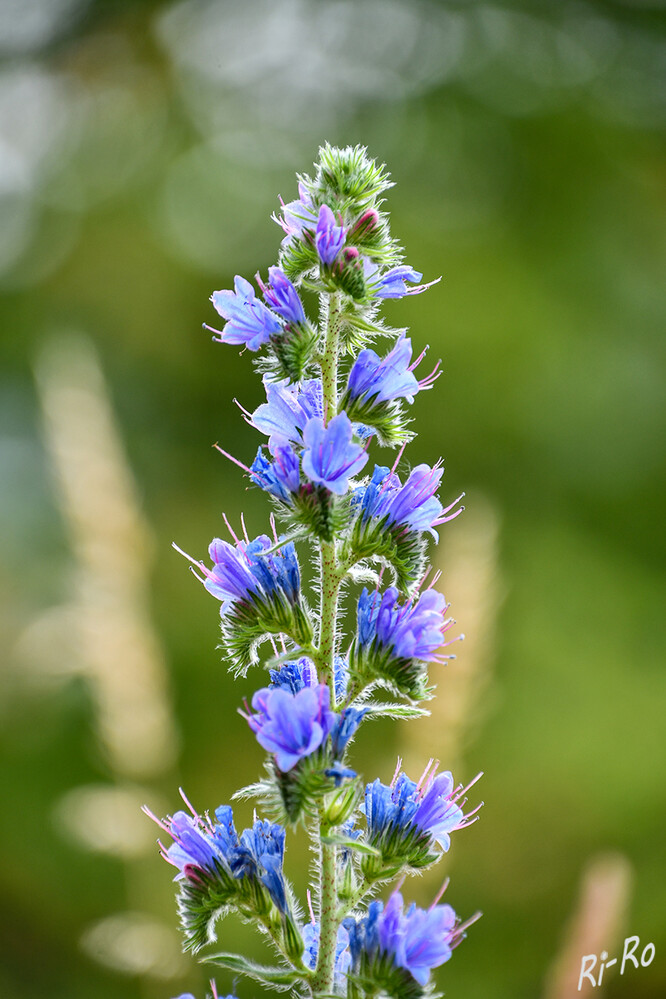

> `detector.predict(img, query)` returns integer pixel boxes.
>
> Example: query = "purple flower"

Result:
[302,413,368,495]
[358,586,452,663]
[357,463,464,537]
[145,797,289,914]
[258,266,306,325]
[250,377,324,454]
[365,765,481,855]
[209,275,282,351]
[250,445,300,503]
[275,182,318,238]
[346,893,466,987]
[347,335,420,405]
[315,205,346,266]
[180,533,302,611]
[378,892,458,985]
[160,810,223,877]
[364,261,440,300]
[245,684,337,772]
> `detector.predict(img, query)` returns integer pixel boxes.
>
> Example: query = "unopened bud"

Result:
[350,209,380,240]
[282,914,306,965]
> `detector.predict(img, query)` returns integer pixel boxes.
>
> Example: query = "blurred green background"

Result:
[1,0,665,997]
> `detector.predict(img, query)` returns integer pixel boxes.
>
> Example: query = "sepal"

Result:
[265,321,320,384]
[340,390,414,448]
[347,951,432,999]
[321,782,362,827]
[273,750,355,825]
[220,593,314,673]
[348,638,433,702]
[342,514,427,595]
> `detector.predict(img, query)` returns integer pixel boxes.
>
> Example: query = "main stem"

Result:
[312,291,343,996]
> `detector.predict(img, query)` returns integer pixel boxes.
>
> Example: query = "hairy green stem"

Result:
[312,291,344,996]
[312,808,338,995]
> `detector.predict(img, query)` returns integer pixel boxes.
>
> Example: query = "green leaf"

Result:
[204,952,309,990]
[320,834,381,857]
[363,702,431,719]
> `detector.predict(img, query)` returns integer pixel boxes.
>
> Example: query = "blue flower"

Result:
[378,892,458,985]
[346,892,462,987]
[355,463,464,538]
[358,585,450,663]
[209,275,282,351]
[270,655,349,706]
[245,684,337,772]
[330,705,368,758]
[269,656,319,693]
[146,797,289,916]
[302,921,351,985]
[244,535,301,603]
[230,819,288,912]
[315,204,346,266]
[250,445,300,503]
[364,261,439,300]
[302,413,368,495]
[251,377,323,454]
[193,534,301,611]
[346,335,420,405]
[365,766,481,857]
[259,266,306,325]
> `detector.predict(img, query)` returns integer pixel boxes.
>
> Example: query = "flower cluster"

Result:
[352,585,459,699]
[362,763,482,877]
[151,145,482,999]
[144,795,294,953]
[345,892,466,988]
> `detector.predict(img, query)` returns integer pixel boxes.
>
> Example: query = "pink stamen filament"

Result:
[429,877,450,910]
[214,443,251,475]
[222,512,241,545]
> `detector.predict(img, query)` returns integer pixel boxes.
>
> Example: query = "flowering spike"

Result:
[156,145,483,995]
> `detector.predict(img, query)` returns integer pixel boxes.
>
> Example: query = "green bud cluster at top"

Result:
[148,145,483,999]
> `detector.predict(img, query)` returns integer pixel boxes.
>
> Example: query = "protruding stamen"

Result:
[240,512,250,543]
[214,443,251,474]
[179,786,199,820]
[141,804,170,834]
[307,888,316,924]
[409,344,429,372]
[429,876,450,910]
[390,441,407,475]
[452,910,483,943]
[222,513,241,545]
[234,397,254,421]
[456,771,484,799]
[416,758,438,793]
[390,756,403,788]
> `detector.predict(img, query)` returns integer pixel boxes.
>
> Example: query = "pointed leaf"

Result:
[204,952,308,990]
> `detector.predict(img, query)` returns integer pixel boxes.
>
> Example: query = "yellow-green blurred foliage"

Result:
[0,1,664,998]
